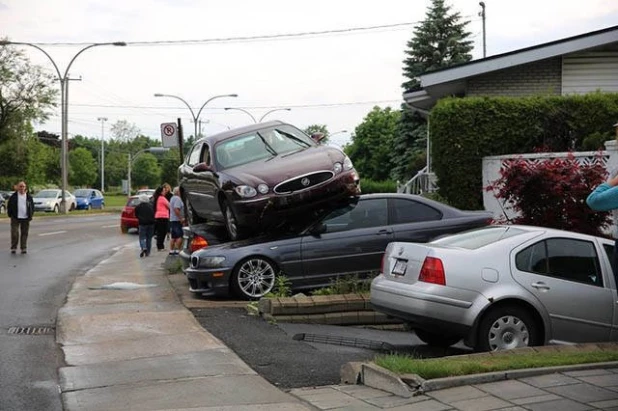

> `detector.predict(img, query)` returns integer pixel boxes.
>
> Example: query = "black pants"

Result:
[10,218,30,251]
[155,218,169,250]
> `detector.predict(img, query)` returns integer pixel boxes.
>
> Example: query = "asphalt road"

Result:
[191,306,471,389]
[0,214,133,411]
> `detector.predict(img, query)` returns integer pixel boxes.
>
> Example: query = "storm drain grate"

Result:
[8,326,55,335]
[293,333,395,351]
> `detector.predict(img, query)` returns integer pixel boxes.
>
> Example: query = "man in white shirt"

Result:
[7,181,35,254]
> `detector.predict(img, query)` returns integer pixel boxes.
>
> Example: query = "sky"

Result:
[1,0,617,149]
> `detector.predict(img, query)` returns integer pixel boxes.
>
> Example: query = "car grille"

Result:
[274,171,334,194]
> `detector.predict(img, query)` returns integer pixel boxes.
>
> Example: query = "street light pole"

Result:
[224,107,257,123]
[97,117,108,191]
[259,108,291,122]
[0,40,126,213]
[154,93,238,139]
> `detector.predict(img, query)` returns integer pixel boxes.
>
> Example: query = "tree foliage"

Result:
[132,153,161,188]
[0,42,58,143]
[110,120,140,142]
[161,148,182,187]
[393,0,473,182]
[345,106,400,181]
[486,154,610,236]
[69,147,98,187]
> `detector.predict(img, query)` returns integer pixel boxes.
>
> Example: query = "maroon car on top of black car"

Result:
[179,121,361,240]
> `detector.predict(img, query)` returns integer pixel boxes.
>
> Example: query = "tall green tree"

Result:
[132,153,161,188]
[345,107,400,181]
[69,147,98,187]
[392,0,473,181]
[160,148,181,187]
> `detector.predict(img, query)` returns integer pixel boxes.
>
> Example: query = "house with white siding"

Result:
[404,24,618,113]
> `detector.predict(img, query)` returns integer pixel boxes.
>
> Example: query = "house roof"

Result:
[404,24,618,113]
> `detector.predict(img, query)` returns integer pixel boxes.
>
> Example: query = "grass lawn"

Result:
[375,350,618,380]
[105,195,130,208]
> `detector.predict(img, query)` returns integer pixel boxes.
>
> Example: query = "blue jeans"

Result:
[139,224,154,254]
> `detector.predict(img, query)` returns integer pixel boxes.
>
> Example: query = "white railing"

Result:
[397,166,438,194]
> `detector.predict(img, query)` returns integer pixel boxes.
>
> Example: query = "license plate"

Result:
[392,259,407,276]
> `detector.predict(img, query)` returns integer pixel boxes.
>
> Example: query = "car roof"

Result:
[481,224,613,243]
[193,120,286,145]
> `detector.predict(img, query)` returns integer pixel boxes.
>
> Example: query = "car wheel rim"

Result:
[487,315,529,351]
[225,206,237,239]
[237,259,275,298]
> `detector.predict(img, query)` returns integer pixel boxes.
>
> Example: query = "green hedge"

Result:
[431,93,618,210]
[360,179,397,194]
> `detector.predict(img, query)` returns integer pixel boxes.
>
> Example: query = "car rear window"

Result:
[127,198,141,207]
[431,226,526,250]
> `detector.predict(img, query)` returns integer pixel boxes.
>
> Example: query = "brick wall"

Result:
[467,57,562,97]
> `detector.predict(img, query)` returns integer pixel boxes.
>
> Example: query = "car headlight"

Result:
[257,184,269,194]
[235,185,257,198]
[343,156,354,170]
[192,256,226,268]
[333,162,343,174]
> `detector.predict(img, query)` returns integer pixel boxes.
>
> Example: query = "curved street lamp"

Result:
[0,40,126,213]
[154,93,238,139]
[259,108,291,122]
[224,107,257,123]
[127,147,169,197]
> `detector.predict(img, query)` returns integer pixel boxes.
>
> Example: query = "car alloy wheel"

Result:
[232,257,276,300]
[478,305,539,352]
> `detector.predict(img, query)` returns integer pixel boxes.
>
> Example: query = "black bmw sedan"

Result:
[181,193,494,300]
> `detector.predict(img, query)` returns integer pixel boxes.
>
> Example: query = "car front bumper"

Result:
[120,217,138,228]
[184,264,233,297]
[232,170,361,226]
[34,203,57,212]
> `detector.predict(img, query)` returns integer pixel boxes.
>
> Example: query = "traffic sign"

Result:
[160,122,178,148]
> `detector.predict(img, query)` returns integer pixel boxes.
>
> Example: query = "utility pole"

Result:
[479,2,487,58]
[97,117,108,191]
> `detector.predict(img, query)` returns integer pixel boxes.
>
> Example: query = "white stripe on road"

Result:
[102,225,118,228]
[39,230,67,236]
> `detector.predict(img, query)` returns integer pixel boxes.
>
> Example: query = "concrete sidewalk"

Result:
[56,244,311,410]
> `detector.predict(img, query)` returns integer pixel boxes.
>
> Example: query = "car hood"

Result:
[224,146,347,186]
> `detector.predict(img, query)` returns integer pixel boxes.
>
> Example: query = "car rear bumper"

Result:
[121,217,138,228]
[370,275,478,337]
[184,266,233,297]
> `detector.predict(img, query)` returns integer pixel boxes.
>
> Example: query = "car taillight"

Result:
[418,257,446,285]
[190,235,209,253]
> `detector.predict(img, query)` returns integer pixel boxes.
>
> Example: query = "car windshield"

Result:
[431,226,527,250]
[35,190,59,198]
[215,125,314,170]
[74,189,92,197]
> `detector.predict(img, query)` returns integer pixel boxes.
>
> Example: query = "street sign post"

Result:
[160,122,178,148]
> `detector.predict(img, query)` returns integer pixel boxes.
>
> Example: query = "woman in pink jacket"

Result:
[153,183,171,251]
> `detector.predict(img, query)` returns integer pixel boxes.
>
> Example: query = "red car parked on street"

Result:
[120,196,141,233]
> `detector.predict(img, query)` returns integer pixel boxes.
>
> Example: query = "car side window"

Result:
[321,199,388,233]
[516,239,603,287]
[202,145,211,166]
[187,143,202,166]
[390,198,442,224]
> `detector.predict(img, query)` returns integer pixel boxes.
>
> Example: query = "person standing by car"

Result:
[587,167,618,272]
[7,181,34,254]
[134,194,155,257]
[168,187,185,255]
[152,183,171,251]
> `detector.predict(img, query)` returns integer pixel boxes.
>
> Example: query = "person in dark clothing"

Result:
[7,181,35,254]
[134,194,155,257]
[152,184,171,251]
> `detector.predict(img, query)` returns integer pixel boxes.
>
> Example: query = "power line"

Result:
[26,22,422,46]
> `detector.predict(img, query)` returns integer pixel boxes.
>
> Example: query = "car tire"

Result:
[70,203,75,211]
[222,199,245,241]
[415,329,461,348]
[476,305,540,352]
[231,256,277,300]
[121,225,129,234]
[53,204,59,213]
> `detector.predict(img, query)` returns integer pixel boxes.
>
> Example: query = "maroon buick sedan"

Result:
[179,121,361,240]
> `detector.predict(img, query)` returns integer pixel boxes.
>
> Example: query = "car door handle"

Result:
[531,282,550,290]
[376,229,391,235]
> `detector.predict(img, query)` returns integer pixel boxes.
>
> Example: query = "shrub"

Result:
[310,272,378,296]
[360,179,397,194]
[485,152,610,236]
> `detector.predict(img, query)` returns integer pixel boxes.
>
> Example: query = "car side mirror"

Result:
[193,162,213,173]
[311,132,326,144]
[310,222,327,235]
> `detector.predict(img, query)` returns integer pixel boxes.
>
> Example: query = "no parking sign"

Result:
[160,122,178,147]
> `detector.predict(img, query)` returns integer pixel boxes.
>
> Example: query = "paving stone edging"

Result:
[340,342,618,397]
[257,293,403,325]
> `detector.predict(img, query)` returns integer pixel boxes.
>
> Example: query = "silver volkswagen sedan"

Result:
[370,225,617,352]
